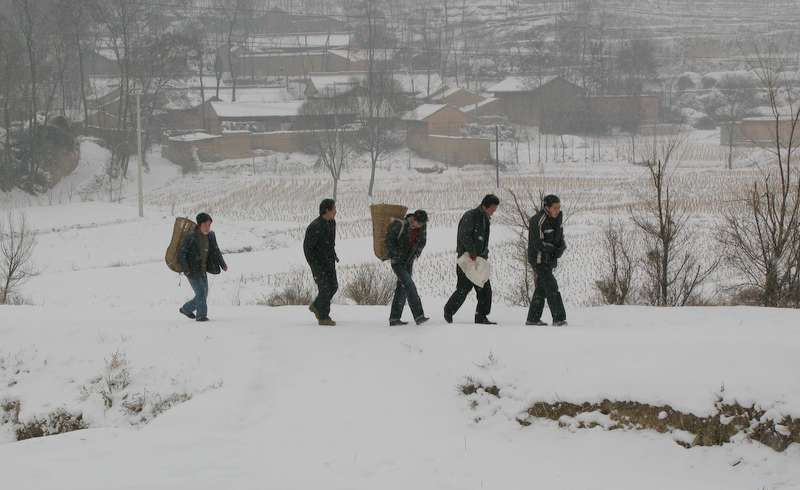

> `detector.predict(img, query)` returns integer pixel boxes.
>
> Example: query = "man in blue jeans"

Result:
[386,210,430,326]
[178,213,228,322]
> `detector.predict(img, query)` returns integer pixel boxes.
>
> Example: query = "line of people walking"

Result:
[176,193,568,327]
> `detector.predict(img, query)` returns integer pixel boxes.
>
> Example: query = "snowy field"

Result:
[1,136,799,489]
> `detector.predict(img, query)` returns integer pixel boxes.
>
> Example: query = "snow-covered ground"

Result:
[1,135,799,489]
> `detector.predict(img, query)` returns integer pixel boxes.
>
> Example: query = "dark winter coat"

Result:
[304,216,338,273]
[456,207,491,259]
[179,230,226,276]
[386,215,427,265]
[528,210,566,267]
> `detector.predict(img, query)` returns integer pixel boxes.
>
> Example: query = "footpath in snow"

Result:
[1,304,799,490]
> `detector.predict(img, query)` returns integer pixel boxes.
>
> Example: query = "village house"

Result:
[487,76,586,132]
[588,95,661,131]
[401,104,490,166]
[721,117,800,147]
[430,87,485,107]
[304,71,445,101]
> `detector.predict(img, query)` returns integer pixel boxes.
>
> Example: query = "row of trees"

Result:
[594,47,800,308]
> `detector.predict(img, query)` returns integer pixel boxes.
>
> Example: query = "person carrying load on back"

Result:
[386,210,430,326]
[178,213,228,322]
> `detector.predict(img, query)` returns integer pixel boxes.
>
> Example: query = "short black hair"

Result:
[413,210,428,224]
[319,198,336,216]
[543,194,561,208]
[196,212,213,225]
[481,194,500,208]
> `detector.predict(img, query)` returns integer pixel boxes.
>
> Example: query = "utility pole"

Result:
[495,124,500,188]
[135,90,144,218]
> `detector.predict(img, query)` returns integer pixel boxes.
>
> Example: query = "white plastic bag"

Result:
[456,253,491,287]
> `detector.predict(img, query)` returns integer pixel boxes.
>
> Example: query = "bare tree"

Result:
[216,0,253,102]
[595,220,635,305]
[0,212,36,304]
[704,72,759,169]
[630,133,718,306]
[301,95,356,200]
[718,43,800,307]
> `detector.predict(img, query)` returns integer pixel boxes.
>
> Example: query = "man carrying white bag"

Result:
[444,194,500,325]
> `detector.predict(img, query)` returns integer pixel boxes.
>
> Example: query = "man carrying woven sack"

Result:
[526,194,568,327]
[386,210,430,326]
[304,199,339,326]
[178,213,228,322]
[444,194,499,325]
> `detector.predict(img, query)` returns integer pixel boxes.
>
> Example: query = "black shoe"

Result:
[526,320,548,326]
[196,316,209,322]
[308,304,320,320]
[389,319,409,326]
[415,316,430,326]
[179,307,196,319]
[553,320,568,327]
[475,316,497,325]
[444,311,453,324]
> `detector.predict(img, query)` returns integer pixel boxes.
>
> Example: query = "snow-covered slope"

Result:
[1,304,799,490]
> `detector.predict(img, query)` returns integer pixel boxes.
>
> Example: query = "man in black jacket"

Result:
[386,210,430,326]
[304,199,339,326]
[179,213,228,322]
[527,194,567,326]
[444,194,499,325]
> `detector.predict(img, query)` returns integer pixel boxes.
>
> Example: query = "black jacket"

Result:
[456,207,491,259]
[304,216,338,272]
[386,215,427,265]
[528,210,566,267]
[179,230,226,276]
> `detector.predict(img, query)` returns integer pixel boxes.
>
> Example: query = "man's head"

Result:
[196,213,213,235]
[409,210,428,229]
[543,194,561,219]
[319,198,336,220]
[480,194,500,217]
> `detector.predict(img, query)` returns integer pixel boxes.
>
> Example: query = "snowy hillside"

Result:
[1,137,799,489]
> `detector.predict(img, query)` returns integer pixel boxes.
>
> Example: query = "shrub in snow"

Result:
[342,264,394,305]
[15,408,86,441]
[260,270,314,307]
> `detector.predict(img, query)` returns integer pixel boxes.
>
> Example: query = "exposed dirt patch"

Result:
[461,382,799,452]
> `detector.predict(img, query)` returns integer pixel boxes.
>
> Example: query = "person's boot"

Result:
[444,310,453,324]
[415,316,430,326]
[389,319,409,326]
[319,318,336,327]
[196,316,209,322]
[308,304,320,320]
[553,320,568,327]
[179,307,196,320]
[526,320,548,326]
[475,315,497,325]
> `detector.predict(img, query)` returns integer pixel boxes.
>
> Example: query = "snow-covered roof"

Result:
[487,75,560,93]
[328,49,394,62]
[168,132,221,142]
[245,33,351,51]
[307,72,366,97]
[460,97,499,113]
[430,86,470,102]
[394,72,444,99]
[401,104,450,122]
[306,71,445,99]
[210,101,304,119]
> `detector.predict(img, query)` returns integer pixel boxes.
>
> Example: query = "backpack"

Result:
[370,204,407,261]
[165,217,196,273]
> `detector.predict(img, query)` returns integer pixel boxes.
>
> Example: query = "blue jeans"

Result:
[390,262,424,321]
[183,273,209,318]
